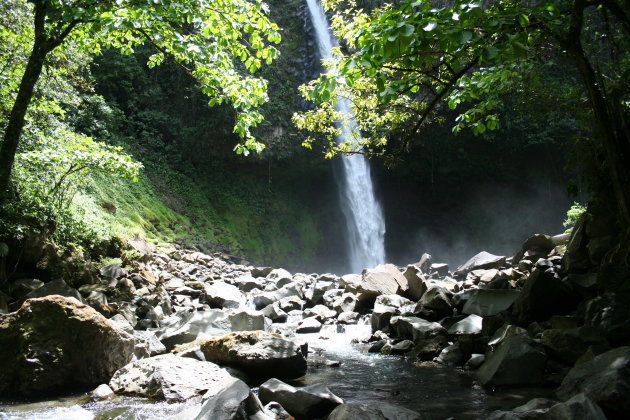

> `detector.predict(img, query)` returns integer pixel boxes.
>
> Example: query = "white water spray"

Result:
[305,0,386,273]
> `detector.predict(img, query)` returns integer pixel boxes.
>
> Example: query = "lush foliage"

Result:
[563,202,586,232]
[293,0,628,159]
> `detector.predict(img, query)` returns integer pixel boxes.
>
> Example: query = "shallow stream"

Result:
[0,324,552,419]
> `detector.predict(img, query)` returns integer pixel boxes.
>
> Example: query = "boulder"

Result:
[192,377,273,420]
[583,292,630,345]
[351,268,401,301]
[512,268,579,324]
[476,334,547,386]
[337,311,360,324]
[258,378,343,418]
[557,346,630,418]
[204,282,245,309]
[154,309,266,350]
[0,295,134,397]
[296,316,322,333]
[304,304,337,323]
[109,354,234,402]
[134,330,167,356]
[328,402,424,420]
[24,278,83,303]
[488,393,606,420]
[100,264,127,279]
[91,384,115,401]
[331,292,358,314]
[447,314,483,335]
[414,285,452,318]
[200,331,308,380]
[456,251,506,274]
[390,316,446,343]
[430,263,449,277]
[436,344,464,365]
[541,326,607,365]
[402,264,428,300]
[462,289,520,316]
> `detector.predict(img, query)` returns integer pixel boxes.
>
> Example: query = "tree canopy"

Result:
[0,0,281,200]
[293,0,629,221]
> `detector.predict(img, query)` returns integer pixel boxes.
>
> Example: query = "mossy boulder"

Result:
[200,331,308,380]
[0,295,134,397]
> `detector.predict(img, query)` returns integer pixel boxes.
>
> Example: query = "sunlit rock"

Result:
[296,316,322,333]
[456,251,506,275]
[200,331,308,380]
[109,354,233,402]
[447,314,483,335]
[192,377,273,420]
[258,378,343,418]
[0,295,134,397]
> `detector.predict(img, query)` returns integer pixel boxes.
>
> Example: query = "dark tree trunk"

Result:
[0,46,48,201]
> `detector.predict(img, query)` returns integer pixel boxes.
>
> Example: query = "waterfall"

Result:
[305,0,386,273]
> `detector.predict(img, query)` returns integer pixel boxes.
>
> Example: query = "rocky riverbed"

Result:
[1,216,629,419]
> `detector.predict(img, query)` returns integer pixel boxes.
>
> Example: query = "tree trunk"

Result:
[0,47,48,201]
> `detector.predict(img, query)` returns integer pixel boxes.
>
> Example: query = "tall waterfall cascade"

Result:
[305,0,386,273]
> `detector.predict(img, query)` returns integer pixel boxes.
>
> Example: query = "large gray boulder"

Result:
[462,289,520,317]
[200,331,308,380]
[258,378,343,418]
[328,402,424,420]
[109,354,234,402]
[512,268,579,324]
[390,316,446,343]
[402,264,428,300]
[204,282,245,308]
[192,377,273,420]
[343,267,402,303]
[415,285,452,318]
[0,295,134,397]
[155,309,266,350]
[24,278,83,303]
[488,393,606,420]
[557,346,630,418]
[477,334,547,386]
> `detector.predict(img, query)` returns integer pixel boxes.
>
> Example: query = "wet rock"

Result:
[541,326,607,365]
[331,292,358,314]
[109,354,234,402]
[488,393,606,420]
[456,251,506,275]
[263,401,293,420]
[582,292,630,345]
[477,334,547,386]
[192,377,272,420]
[204,282,245,309]
[512,269,579,324]
[200,331,308,380]
[402,264,428,300]
[390,316,446,343]
[91,384,115,401]
[436,344,464,365]
[414,285,452,318]
[304,304,337,323]
[337,311,360,324]
[447,314,483,335]
[466,354,485,368]
[258,378,343,418]
[262,302,288,323]
[328,402,424,420]
[388,339,415,355]
[557,346,630,418]
[155,309,266,350]
[0,296,134,397]
[296,316,322,333]
[24,278,83,303]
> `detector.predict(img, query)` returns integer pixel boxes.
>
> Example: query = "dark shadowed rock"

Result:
[0,295,134,397]
[200,331,307,380]
[109,354,234,402]
[258,378,342,418]
[402,264,428,300]
[328,402,424,420]
[541,326,607,365]
[512,269,579,324]
[193,377,272,420]
[488,393,606,420]
[390,316,446,343]
[24,278,83,303]
[462,289,521,317]
[557,346,630,418]
[477,334,547,386]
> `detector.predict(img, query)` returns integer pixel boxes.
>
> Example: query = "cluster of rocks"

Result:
[1,216,629,419]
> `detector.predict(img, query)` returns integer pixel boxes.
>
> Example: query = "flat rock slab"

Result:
[457,251,506,274]
[258,378,343,418]
[477,334,547,386]
[109,354,234,402]
[200,331,308,380]
[462,289,521,317]
[0,295,134,398]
